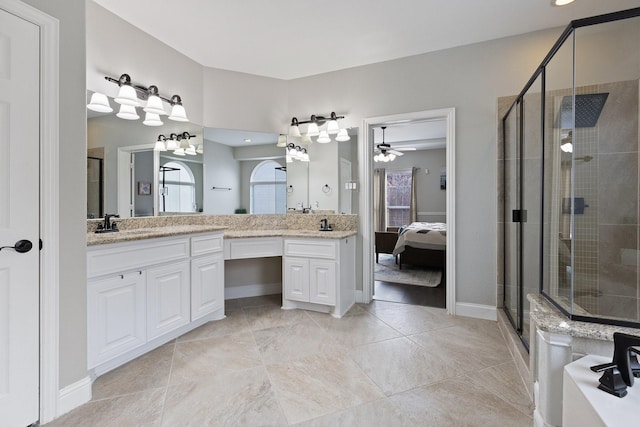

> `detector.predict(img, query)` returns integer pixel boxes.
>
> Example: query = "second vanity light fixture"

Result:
[285,143,310,163]
[87,73,189,126]
[279,112,350,147]
[155,132,202,156]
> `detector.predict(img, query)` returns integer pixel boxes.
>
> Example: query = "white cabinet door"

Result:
[191,254,224,321]
[309,260,336,305]
[147,261,190,340]
[88,272,146,368]
[284,257,309,302]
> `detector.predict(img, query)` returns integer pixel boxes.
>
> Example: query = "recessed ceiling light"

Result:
[552,0,575,6]
[244,138,252,143]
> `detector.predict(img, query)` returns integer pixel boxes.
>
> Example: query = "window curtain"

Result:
[373,168,386,231]
[409,166,418,223]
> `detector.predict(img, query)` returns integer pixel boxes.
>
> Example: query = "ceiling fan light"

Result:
[116,104,139,120]
[114,84,140,107]
[388,153,396,161]
[143,112,163,126]
[87,92,113,113]
[335,129,350,142]
[561,141,573,153]
[317,131,331,143]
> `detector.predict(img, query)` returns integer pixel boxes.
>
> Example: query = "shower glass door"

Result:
[503,73,543,348]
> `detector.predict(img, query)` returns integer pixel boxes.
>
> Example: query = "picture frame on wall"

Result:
[138,181,151,195]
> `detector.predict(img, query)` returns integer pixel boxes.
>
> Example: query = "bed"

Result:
[392,222,446,271]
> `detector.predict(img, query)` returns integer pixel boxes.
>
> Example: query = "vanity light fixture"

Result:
[286,143,309,162]
[285,112,349,145]
[88,73,190,126]
[155,132,198,155]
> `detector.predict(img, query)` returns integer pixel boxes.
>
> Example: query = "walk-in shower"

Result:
[500,7,640,348]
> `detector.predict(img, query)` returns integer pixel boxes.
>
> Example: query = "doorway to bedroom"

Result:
[371,120,448,308]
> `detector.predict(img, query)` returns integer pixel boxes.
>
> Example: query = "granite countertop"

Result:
[528,293,640,341]
[87,225,227,246]
[224,230,357,239]
[88,226,357,246]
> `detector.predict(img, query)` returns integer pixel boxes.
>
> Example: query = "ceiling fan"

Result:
[374,126,404,162]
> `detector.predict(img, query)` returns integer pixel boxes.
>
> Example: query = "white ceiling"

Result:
[92,0,639,80]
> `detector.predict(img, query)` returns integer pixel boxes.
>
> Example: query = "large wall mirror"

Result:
[87,91,359,217]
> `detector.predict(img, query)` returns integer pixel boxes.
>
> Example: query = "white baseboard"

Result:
[224,282,281,300]
[57,375,92,418]
[455,302,497,321]
[355,290,364,303]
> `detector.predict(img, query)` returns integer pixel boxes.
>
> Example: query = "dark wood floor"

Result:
[374,279,446,308]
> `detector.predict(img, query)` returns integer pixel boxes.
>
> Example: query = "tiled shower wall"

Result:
[497,79,640,323]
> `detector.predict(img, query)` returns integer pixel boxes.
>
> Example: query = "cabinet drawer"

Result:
[225,237,282,260]
[284,239,337,259]
[191,233,223,257]
[88,237,189,278]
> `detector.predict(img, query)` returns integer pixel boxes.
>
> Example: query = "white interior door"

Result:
[0,8,41,426]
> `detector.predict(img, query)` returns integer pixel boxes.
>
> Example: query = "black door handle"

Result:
[0,239,33,253]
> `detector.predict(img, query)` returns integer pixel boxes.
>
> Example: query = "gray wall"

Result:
[22,0,87,389]
[133,151,154,216]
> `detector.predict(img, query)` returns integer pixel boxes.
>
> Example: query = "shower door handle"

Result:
[512,210,527,223]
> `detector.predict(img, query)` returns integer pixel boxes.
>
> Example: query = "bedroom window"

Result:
[386,169,412,227]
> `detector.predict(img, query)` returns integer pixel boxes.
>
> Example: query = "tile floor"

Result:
[46,295,533,426]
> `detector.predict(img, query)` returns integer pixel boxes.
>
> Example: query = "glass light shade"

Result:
[196,144,204,154]
[374,154,380,162]
[166,139,180,150]
[173,148,186,156]
[277,135,288,147]
[288,124,301,138]
[168,104,189,122]
[335,129,350,142]
[143,95,166,115]
[114,84,140,106]
[143,112,163,126]
[154,140,166,151]
[179,138,191,149]
[317,131,331,143]
[185,145,197,156]
[553,0,575,6]
[326,119,339,134]
[116,104,139,120]
[87,92,113,113]
[561,142,573,153]
[300,134,313,145]
[286,154,293,163]
[289,147,299,156]
[306,122,319,137]
[301,153,310,162]
[388,153,396,161]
